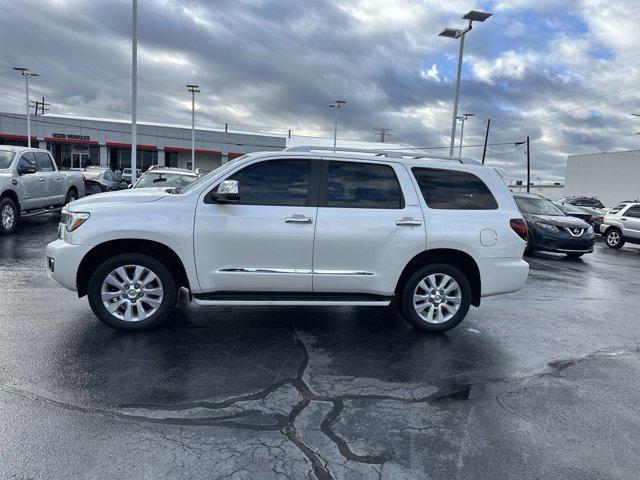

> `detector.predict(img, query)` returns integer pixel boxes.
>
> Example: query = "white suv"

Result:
[600,202,640,249]
[46,147,529,332]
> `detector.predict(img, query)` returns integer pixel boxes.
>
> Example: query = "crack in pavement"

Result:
[2,336,638,480]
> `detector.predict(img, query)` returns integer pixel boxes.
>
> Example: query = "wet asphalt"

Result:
[1,213,640,480]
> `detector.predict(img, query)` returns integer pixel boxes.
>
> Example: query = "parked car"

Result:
[122,168,141,184]
[600,202,640,249]
[83,167,129,195]
[132,166,200,190]
[558,196,606,209]
[514,193,595,257]
[0,146,85,235]
[576,205,607,234]
[554,202,597,229]
[46,147,529,332]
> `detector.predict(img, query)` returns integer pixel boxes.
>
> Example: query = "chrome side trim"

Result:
[193,298,390,307]
[219,268,374,276]
[313,270,375,276]
[219,267,312,274]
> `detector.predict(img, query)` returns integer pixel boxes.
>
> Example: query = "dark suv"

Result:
[558,196,605,209]
[514,194,596,258]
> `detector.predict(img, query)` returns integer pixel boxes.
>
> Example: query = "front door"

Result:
[622,205,640,240]
[16,152,45,210]
[34,151,63,205]
[194,158,319,293]
[312,160,426,295]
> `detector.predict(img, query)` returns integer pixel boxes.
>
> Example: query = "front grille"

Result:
[564,227,585,237]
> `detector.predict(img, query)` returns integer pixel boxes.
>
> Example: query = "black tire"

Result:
[64,190,77,206]
[87,253,177,331]
[565,253,584,258]
[524,232,534,256]
[0,197,19,235]
[398,263,472,333]
[605,228,625,249]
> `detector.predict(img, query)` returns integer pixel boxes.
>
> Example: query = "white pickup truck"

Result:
[0,146,85,234]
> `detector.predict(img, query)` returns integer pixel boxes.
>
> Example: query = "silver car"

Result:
[131,167,200,190]
[600,202,640,249]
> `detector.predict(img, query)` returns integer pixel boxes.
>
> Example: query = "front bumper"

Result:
[46,239,92,292]
[531,228,596,254]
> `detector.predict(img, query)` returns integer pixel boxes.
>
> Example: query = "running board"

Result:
[192,292,392,306]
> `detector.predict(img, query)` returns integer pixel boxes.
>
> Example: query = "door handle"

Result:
[621,218,627,221]
[38,177,45,182]
[396,217,422,227]
[56,177,62,182]
[285,215,313,224]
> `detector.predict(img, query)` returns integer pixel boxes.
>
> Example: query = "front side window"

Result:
[412,167,498,210]
[34,152,54,172]
[608,204,626,215]
[325,161,403,209]
[18,152,37,170]
[227,159,310,206]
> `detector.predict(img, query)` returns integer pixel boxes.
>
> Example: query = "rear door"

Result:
[621,205,640,239]
[16,152,45,210]
[312,159,425,296]
[34,151,63,205]
[194,158,320,293]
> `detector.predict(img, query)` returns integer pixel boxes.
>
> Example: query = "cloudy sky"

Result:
[1,0,639,181]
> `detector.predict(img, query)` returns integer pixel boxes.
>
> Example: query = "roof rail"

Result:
[284,145,481,165]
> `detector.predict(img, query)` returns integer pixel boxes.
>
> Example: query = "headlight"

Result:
[536,222,557,231]
[65,210,90,232]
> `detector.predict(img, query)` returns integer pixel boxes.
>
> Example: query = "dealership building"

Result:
[0,111,411,174]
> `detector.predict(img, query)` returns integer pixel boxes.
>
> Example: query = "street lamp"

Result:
[187,84,200,171]
[632,113,640,134]
[13,67,39,148]
[457,113,474,158]
[329,100,346,152]
[439,10,492,157]
[131,0,138,183]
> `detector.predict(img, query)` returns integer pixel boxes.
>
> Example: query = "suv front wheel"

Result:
[605,228,625,249]
[87,253,177,330]
[399,263,471,332]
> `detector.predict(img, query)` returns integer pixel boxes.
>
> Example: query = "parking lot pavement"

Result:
[1,215,640,480]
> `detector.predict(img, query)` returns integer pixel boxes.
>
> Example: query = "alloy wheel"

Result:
[607,231,620,247]
[100,265,164,322]
[413,273,462,324]
[1,204,15,231]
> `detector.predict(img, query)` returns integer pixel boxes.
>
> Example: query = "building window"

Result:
[166,151,179,168]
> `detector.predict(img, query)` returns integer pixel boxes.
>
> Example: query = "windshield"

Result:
[0,150,15,169]
[180,155,249,194]
[515,197,565,216]
[134,172,198,189]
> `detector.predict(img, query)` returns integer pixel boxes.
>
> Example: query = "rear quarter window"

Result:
[412,167,498,210]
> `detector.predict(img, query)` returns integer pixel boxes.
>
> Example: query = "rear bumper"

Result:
[478,257,529,298]
[46,239,92,292]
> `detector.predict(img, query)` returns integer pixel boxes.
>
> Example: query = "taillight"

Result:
[586,216,595,225]
[510,218,528,241]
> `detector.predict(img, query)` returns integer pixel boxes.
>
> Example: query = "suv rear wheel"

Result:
[605,228,624,249]
[0,197,18,235]
[398,263,471,332]
[87,253,177,330]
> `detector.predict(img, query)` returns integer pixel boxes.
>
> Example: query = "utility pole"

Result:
[40,97,49,115]
[375,128,391,143]
[481,118,490,164]
[526,136,531,193]
[457,113,473,157]
[329,100,346,152]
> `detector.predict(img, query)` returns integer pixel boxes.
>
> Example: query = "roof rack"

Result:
[284,145,481,165]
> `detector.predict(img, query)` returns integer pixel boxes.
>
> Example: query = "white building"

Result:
[564,150,640,207]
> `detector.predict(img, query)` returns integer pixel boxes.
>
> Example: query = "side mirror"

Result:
[211,179,240,203]
[17,164,37,175]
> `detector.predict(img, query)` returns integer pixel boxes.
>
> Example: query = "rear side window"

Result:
[229,159,311,206]
[325,161,403,209]
[412,167,498,210]
[625,206,640,218]
[608,204,626,215]
[34,152,54,172]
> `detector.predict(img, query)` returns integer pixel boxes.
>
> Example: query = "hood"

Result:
[525,214,590,228]
[69,188,168,209]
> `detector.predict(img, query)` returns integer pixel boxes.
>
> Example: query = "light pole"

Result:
[439,10,492,157]
[632,113,640,135]
[131,0,138,183]
[329,100,346,152]
[457,113,474,158]
[13,67,39,148]
[187,85,200,171]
